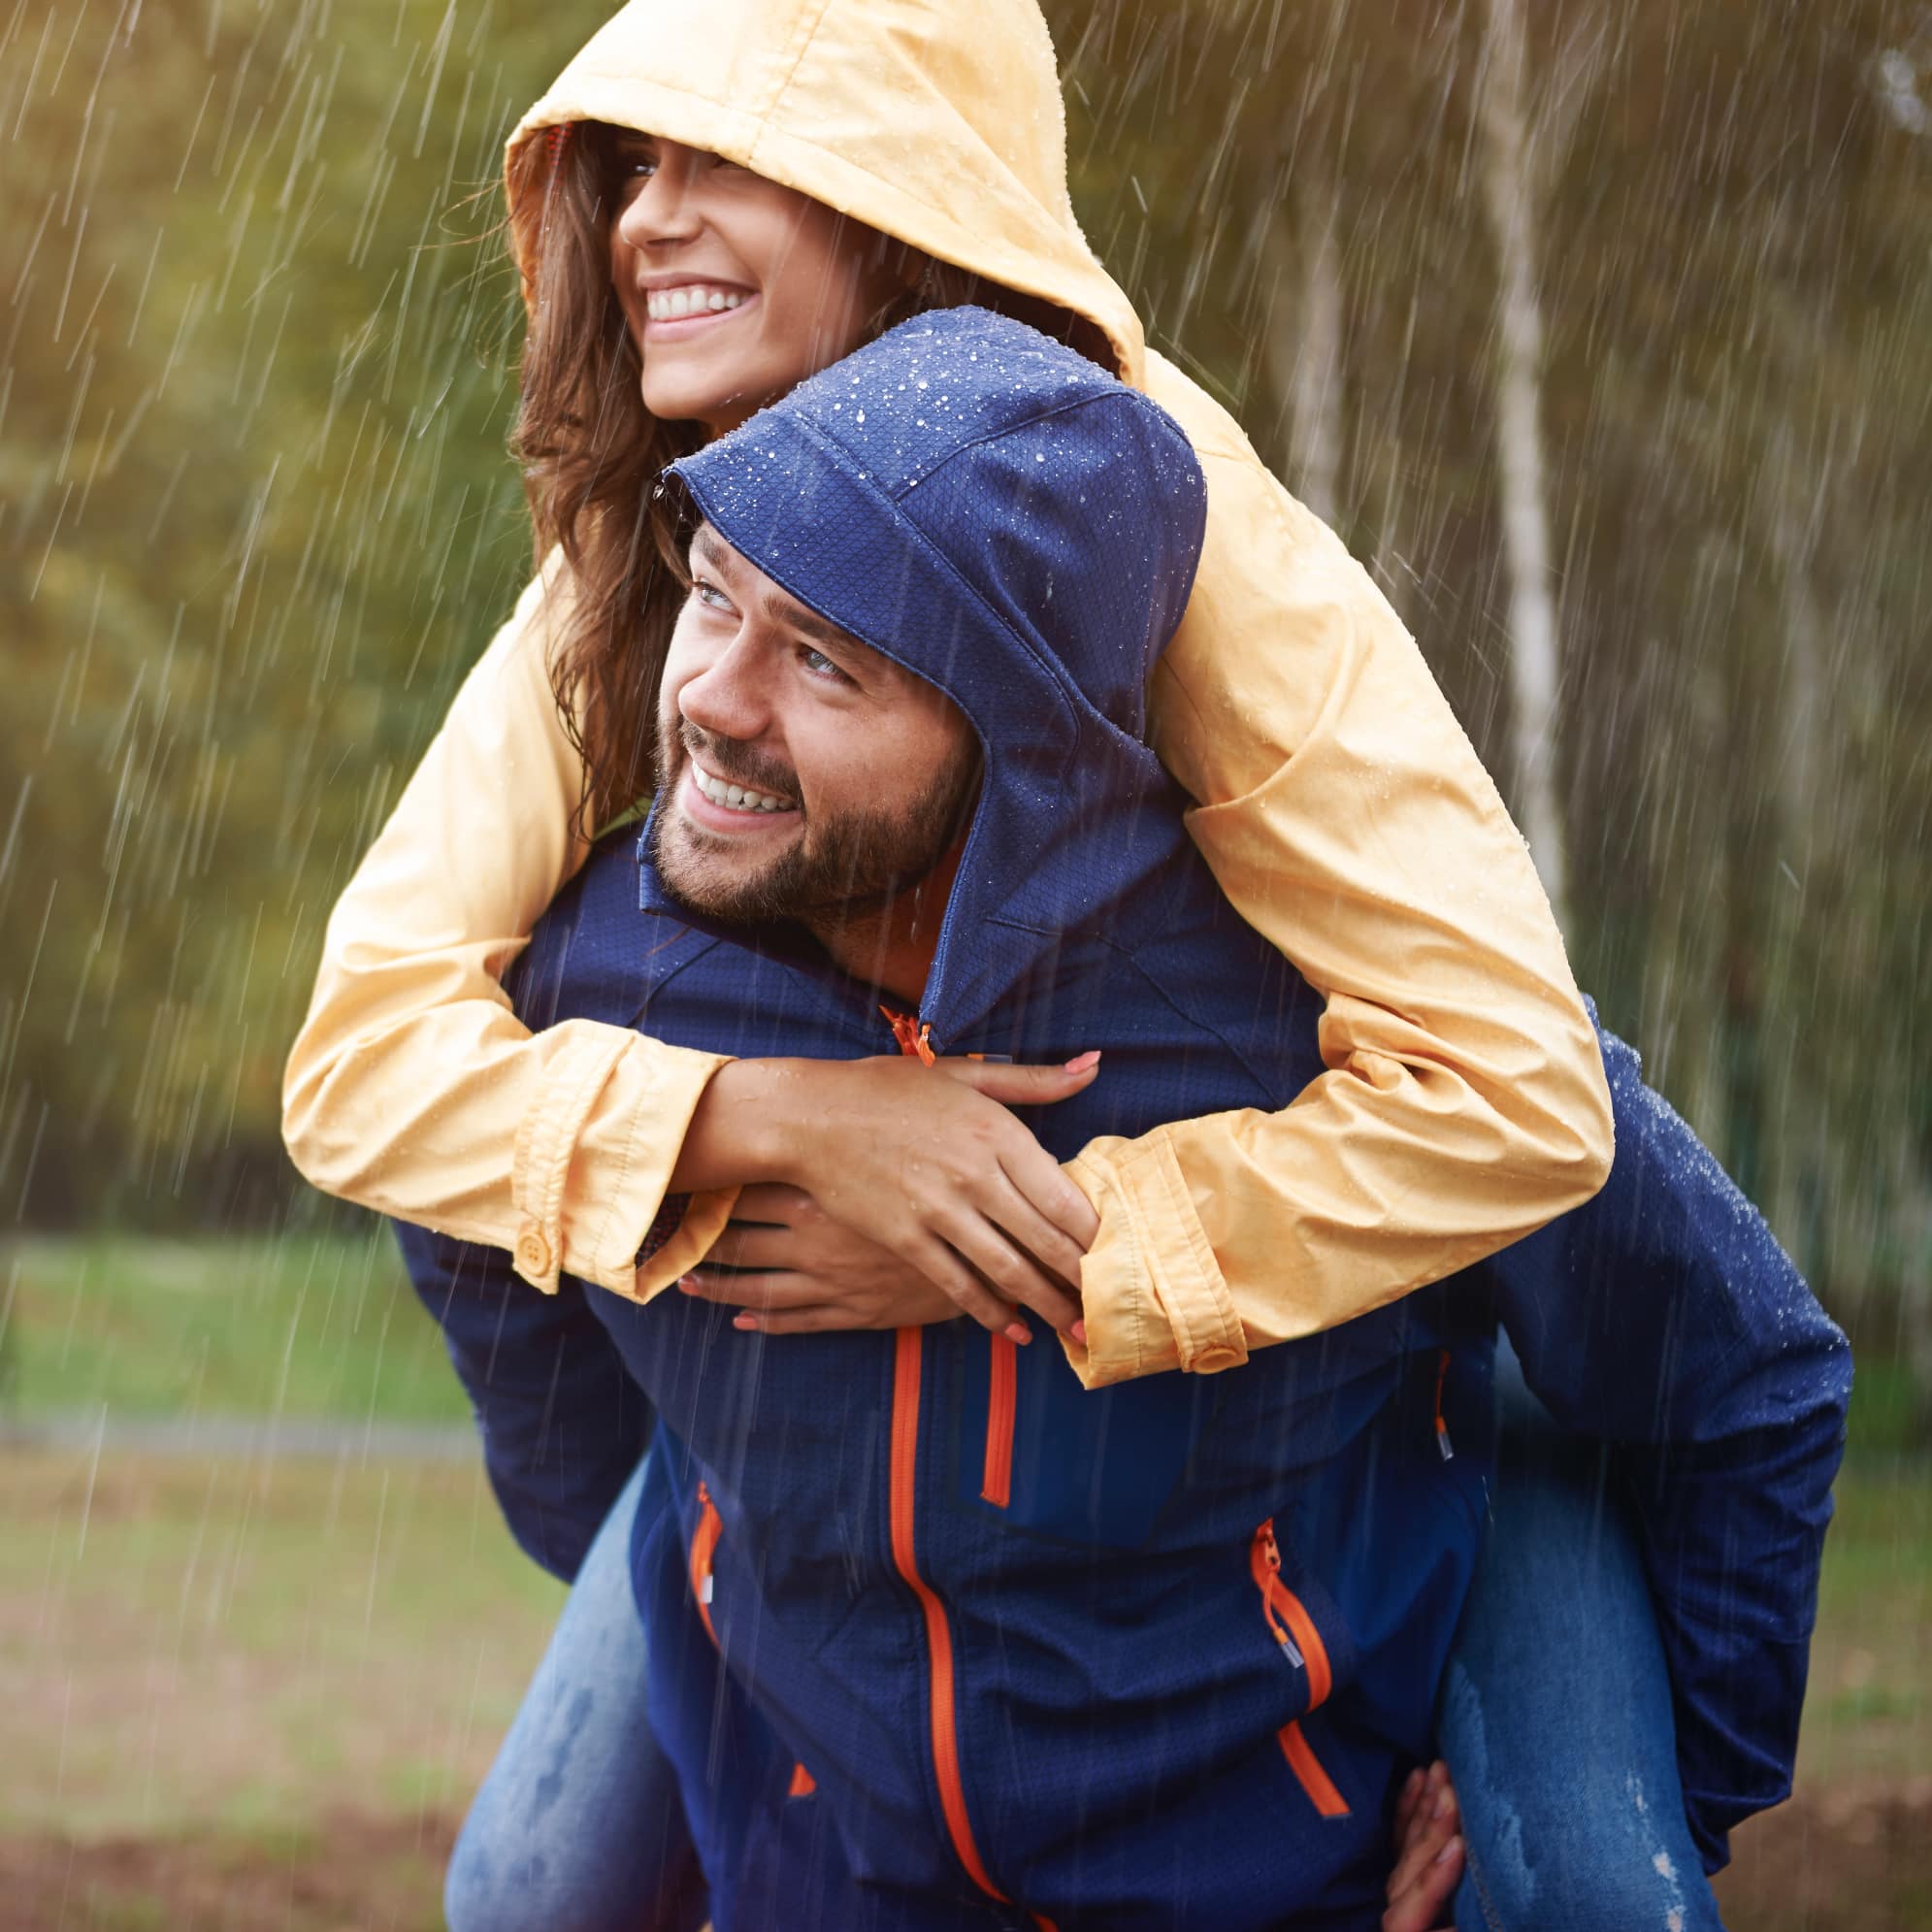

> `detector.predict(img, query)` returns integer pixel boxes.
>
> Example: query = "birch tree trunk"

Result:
[1478,0,1569,932]
[1263,165,1345,527]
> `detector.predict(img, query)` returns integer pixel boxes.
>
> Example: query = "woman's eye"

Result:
[615,147,658,180]
[693,578,733,612]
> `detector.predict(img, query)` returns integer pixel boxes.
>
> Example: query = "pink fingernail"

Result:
[734,1313,759,1330]
[1069,1320,1088,1345]
[1004,1322,1032,1346]
[1064,1051,1100,1073]
[1434,1836,1461,1866]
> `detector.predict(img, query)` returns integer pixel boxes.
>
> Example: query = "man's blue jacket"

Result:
[400,311,1849,1929]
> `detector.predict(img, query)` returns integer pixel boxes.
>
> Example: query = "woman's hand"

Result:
[676,1184,966,1334]
[666,1052,1102,1337]
[1382,1760,1463,1932]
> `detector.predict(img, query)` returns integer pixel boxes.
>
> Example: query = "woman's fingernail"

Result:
[1004,1321,1032,1346]
[1433,1787,1455,1819]
[1068,1319,1088,1345]
[1434,1835,1461,1866]
[1064,1050,1101,1073]
[677,1277,696,1293]
[733,1312,759,1330]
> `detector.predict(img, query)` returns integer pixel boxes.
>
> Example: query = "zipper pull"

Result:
[880,1005,937,1064]
[1433,1350,1455,1461]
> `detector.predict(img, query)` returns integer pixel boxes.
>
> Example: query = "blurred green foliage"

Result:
[2,1,1927,1351]
[1,1228,468,1422]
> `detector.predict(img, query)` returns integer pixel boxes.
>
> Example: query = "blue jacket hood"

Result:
[663,306,1207,1045]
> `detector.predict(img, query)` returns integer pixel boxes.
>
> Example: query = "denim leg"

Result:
[1440,1344,1725,1932]
[445,1455,707,1932]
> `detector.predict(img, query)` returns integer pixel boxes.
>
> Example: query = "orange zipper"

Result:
[690,1481,723,1649]
[980,1331,1017,1508]
[892,1326,1007,1903]
[1251,1518,1350,1817]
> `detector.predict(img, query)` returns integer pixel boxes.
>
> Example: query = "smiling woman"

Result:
[606,134,907,435]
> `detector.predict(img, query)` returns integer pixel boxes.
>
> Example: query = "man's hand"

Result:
[1383,1760,1463,1932]
[677,1184,965,1334]
[666,1052,1102,1338]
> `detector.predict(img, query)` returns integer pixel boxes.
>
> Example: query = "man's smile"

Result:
[680,756,800,832]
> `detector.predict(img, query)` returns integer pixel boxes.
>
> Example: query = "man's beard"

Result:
[650,717,981,928]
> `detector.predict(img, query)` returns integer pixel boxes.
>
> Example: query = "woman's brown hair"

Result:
[508,120,1111,836]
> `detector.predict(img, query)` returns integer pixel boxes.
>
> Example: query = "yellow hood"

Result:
[505,0,1144,384]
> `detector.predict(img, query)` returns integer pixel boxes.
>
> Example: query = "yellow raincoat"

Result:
[281,0,1613,1388]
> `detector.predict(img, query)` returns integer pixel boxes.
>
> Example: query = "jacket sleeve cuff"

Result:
[629,1185,740,1300]
[509,1030,734,1295]
[1058,1131,1247,1390]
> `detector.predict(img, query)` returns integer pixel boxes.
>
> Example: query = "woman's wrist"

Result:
[669,1057,810,1194]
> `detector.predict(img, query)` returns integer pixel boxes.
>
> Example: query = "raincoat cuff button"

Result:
[514,1226,554,1282]
[1188,1343,1245,1375]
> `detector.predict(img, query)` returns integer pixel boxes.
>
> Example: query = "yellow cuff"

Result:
[1059,1130,1247,1390]
[630,1186,740,1300]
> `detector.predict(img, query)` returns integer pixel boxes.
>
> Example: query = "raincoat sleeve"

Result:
[280,559,737,1299]
[1481,1014,1850,1870]
[1060,357,1616,1389]
[395,1219,651,1583]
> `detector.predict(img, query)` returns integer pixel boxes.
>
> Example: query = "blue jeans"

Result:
[1440,1345,1724,1932]
[443,1457,707,1932]
[449,1367,1724,1931]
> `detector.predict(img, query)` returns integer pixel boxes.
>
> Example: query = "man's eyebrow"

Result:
[691,523,870,660]
[767,590,865,656]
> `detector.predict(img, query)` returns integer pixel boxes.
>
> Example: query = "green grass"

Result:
[0,1448,564,1841]
[0,1231,471,1424]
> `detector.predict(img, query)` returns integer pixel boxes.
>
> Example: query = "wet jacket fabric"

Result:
[284,0,1617,1391]
[401,311,1847,1917]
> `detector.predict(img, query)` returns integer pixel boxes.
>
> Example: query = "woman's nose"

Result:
[615,159,703,251]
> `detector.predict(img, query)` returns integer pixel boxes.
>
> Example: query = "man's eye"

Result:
[800,645,852,685]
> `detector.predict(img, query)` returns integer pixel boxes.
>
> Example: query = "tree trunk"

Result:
[1263,166,1344,527]
[1478,0,1569,932]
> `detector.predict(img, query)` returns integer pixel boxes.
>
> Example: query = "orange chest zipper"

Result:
[980,1330,1018,1508]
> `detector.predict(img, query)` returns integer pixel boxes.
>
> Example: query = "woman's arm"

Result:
[281,561,737,1297]
[1057,357,1616,1388]
[282,563,1100,1323]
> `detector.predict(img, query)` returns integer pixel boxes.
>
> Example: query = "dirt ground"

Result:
[4,1786,1930,1932]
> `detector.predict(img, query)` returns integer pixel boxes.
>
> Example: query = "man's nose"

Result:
[679,641,773,749]
[614,158,703,251]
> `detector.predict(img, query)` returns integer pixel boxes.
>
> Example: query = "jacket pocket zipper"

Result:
[1251,1517,1350,1818]
[691,1480,723,1649]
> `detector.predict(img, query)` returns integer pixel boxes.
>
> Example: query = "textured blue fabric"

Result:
[402,309,1847,1922]
[398,1218,648,1584]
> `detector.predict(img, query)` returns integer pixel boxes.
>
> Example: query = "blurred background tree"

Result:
[3,0,1928,1384]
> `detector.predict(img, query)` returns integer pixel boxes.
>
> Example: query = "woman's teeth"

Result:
[647,285,747,322]
[694,764,792,813]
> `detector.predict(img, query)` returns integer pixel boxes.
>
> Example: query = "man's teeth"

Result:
[694,765,792,813]
[647,285,747,322]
